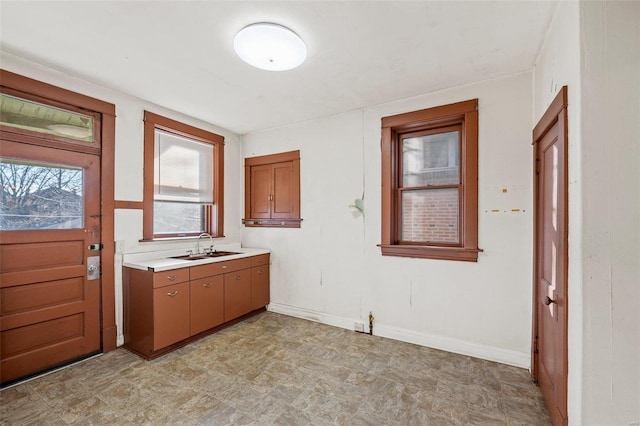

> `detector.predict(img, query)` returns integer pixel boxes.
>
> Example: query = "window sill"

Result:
[139,235,223,243]
[379,244,481,262]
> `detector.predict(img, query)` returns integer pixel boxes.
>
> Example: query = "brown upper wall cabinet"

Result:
[244,150,301,228]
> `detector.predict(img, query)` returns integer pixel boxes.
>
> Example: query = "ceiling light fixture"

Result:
[234,23,307,71]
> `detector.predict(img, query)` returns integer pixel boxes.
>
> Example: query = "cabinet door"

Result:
[250,164,272,219]
[272,161,294,219]
[224,269,252,322]
[153,282,190,350]
[251,265,270,310]
[190,275,224,336]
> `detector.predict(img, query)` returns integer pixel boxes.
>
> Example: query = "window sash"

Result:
[400,126,461,188]
[397,186,462,246]
[153,201,206,236]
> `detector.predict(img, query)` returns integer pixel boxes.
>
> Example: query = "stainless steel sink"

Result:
[170,251,239,261]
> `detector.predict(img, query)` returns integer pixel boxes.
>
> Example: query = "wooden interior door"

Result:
[0,140,102,385]
[532,87,568,425]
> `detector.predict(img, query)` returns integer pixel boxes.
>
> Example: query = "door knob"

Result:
[544,296,557,305]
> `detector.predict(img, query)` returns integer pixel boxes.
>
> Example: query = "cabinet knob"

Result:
[203,282,212,288]
[235,276,241,280]
[167,291,178,297]
[222,265,227,269]
[257,270,263,274]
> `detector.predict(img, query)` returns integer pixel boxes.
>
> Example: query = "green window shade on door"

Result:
[0,94,94,143]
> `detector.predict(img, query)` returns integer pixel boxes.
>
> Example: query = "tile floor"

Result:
[0,312,550,425]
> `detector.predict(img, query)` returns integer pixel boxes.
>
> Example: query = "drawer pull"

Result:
[235,276,241,280]
[222,265,228,269]
[167,275,178,281]
[167,291,179,297]
[257,270,263,274]
[203,282,212,288]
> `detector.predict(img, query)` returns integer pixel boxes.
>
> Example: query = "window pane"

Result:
[403,130,459,187]
[154,201,204,235]
[0,94,94,142]
[401,188,459,244]
[154,130,213,203]
[0,159,83,230]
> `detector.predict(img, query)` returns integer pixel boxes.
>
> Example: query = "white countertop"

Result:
[123,246,270,272]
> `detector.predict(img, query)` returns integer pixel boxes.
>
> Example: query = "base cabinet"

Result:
[224,269,252,322]
[190,276,224,336]
[251,265,270,311]
[124,253,269,359]
[153,282,190,350]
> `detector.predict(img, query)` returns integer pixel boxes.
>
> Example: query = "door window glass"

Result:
[0,158,84,230]
[0,94,94,143]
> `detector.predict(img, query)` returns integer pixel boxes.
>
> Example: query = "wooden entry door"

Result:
[532,87,568,425]
[0,140,101,385]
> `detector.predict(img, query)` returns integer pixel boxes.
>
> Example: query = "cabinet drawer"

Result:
[250,254,270,267]
[153,268,190,288]
[190,258,251,280]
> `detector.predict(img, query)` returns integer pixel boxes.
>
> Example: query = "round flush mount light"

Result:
[234,23,307,71]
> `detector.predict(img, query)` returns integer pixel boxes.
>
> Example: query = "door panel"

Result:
[272,162,293,218]
[152,282,189,350]
[251,265,270,310]
[224,269,252,322]
[534,107,568,425]
[250,164,272,219]
[1,239,85,271]
[0,140,101,385]
[190,275,224,336]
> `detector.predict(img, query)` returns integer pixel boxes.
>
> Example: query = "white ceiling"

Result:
[0,1,557,135]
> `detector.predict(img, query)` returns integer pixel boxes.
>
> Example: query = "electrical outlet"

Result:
[354,322,365,332]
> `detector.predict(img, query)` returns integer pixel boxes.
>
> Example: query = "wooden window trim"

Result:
[142,111,224,240]
[380,99,480,262]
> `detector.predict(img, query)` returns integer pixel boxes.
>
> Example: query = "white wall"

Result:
[0,52,245,346]
[578,2,640,424]
[243,72,535,367]
[534,1,640,424]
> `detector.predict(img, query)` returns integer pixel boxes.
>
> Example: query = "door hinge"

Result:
[535,159,541,175]
[534,335,539,354]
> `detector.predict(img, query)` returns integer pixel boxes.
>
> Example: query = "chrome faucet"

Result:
[195,233,214,255]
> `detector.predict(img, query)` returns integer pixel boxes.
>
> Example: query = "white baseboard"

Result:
[268,303,358,332]
[374,323,530,368]
[267,302,530,369]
